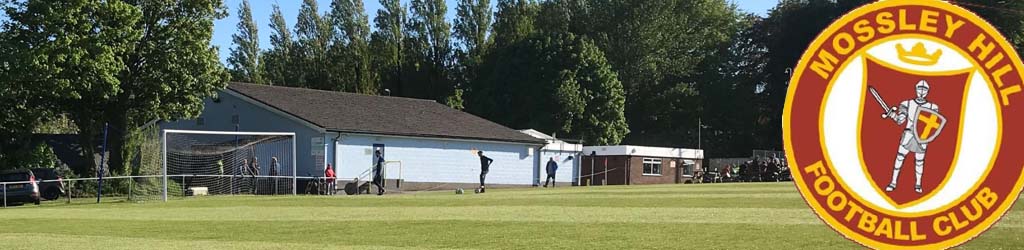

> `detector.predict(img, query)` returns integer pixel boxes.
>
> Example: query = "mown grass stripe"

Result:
[0,183,1020,249]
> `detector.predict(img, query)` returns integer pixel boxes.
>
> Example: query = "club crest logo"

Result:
[784,0,1024,248]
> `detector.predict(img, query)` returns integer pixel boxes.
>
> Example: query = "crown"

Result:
[896,42,942,66]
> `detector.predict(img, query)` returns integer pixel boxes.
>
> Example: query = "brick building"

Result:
[580,145,704,185]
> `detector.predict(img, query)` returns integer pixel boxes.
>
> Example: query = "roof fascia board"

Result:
[331,130,548,145]
[582,145,704,159]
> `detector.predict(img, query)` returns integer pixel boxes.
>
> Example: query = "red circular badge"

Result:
[784,0,1024,248]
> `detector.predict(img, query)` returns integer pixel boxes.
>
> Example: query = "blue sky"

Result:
[213,0,778,63]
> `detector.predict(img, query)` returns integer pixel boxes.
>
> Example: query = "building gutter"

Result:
[329,130,546,146]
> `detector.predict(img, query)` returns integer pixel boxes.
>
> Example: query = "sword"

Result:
[868,86,896,120]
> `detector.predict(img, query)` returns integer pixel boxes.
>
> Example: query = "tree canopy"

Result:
[227,0,264,84]
[0,0,229,174]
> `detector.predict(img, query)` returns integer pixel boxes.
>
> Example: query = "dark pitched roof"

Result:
[226,83,544,144]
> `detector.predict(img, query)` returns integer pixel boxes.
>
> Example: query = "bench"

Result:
[189,187,209,196]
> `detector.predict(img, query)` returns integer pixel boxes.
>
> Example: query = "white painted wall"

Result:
[334,134,538,185]
[539,149,580,184]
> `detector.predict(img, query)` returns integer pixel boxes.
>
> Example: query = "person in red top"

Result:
[324,164,336,195]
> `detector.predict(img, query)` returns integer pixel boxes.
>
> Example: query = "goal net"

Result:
[162,130,296,200]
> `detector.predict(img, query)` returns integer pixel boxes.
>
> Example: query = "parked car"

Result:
[0,169,40,205]
[31,168,65,200]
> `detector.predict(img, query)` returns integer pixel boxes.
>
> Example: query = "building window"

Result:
[682,160,696,176]
[643,158,662,176]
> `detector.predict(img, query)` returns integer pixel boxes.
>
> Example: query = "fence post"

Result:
[3,183,7,208]
[128,177,133,201]
[66,180,72,204]
[97,123,109,204]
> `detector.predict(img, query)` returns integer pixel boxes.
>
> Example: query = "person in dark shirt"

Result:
[373,150,386,195]
[478,151,493,193]
[270,157,280,195]
[250,156,260,194]
[543,157,558,188]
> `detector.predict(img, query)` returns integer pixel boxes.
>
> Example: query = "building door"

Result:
[374,143,385,178]
[372,144,385,168]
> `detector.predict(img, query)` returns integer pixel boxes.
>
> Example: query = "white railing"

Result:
[383,161,403,189]
[347,160,403,194]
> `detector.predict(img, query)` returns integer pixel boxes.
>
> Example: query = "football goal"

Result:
[162,129,296,201]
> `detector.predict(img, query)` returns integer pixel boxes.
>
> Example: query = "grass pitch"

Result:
[0,183,1021,249]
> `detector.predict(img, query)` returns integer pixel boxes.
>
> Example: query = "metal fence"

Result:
[752,150,786,160]
[1,175,338,208]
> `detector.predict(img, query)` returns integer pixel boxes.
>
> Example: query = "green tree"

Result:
[227,0,264,84]
[263,4,296,86]
[508,33,586,135]
[330,0,377,94]
[491,0,536,49]
[951,1,1024,54]
[295,0,335,90]
[453,0,492,63]
[482,0,739,148]
[453,0,492,111]
[684,14,763,158]
[2,0,229,175]
[0,26,51,170]
[736,0,1021,153]
[571,0,741,148]
[108,0,229,175]
[452,0,491,61]
[370,0,405,95]
[1,0,141,174]
[404,0,461,108]
[467,0,537,117]
[742,0,869,151]
[477,8,627,145]
[572,38,629,145]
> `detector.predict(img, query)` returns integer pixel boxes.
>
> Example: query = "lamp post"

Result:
[698,117,709,149]
[698,117,711,176]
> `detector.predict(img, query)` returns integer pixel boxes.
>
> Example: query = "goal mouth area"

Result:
[162,129,298,199]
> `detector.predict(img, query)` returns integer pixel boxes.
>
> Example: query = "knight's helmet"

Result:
[916,80,930,99]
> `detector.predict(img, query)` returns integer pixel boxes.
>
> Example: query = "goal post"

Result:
[161,129,297,201]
